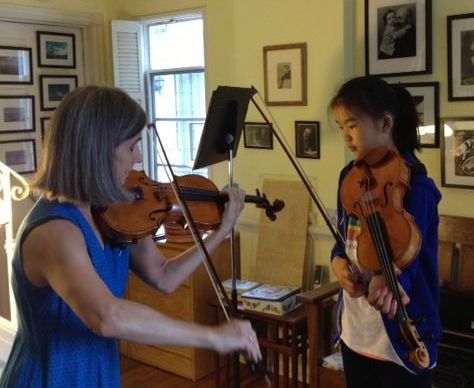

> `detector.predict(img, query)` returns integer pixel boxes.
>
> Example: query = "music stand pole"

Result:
[226,145,241,388]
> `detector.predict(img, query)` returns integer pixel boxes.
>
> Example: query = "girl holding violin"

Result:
[0,86,261,387]
[329,76,441,388]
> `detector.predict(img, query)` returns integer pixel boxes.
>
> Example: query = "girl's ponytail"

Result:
[391,84,420,154]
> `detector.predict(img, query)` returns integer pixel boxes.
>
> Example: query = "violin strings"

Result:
[361,172,406,322]
[147,124,232,323]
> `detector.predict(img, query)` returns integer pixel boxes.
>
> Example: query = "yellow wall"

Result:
[2,0,474,282]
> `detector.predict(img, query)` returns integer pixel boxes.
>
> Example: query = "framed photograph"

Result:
[441,117,474,189]
[40,116,52,141]
[243,122,273,149]
[0,139,37,174]
[397,82,439,148]
[0,46,33,84]
[447,13,474,101]
[295,121,320,159]
[365,0,432,77]
[263,43,307,106]
[39,75,78,111]
[37,31,76,68]
[0,96,35,134]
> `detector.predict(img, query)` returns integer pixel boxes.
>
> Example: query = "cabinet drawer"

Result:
[128,343,193,379]
[128,275,191,321]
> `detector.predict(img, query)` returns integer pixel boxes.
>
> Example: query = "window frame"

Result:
[142,13,208,180]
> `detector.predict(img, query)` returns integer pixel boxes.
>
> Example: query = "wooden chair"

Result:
[437,215,474,293]
[298,214,474,388]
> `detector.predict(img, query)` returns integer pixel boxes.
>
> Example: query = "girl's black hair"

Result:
[329,75,420,155]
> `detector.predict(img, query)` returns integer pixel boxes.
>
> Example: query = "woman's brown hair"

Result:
[31,85,146,207]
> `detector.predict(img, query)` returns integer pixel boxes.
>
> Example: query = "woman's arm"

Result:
[22,218,261,361]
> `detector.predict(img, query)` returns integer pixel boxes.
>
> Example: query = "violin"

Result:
[339,146,429,370]
[95,170,284,243]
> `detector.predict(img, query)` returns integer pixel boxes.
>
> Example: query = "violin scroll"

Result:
[252,189,285,221]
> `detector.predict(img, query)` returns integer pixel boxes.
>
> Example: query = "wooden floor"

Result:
[121,355,295,388]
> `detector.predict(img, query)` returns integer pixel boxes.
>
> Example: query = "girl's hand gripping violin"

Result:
[94,170,285,243]
[340,146,429,370]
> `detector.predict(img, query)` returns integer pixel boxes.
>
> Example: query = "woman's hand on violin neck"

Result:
[367,275,410,320]
[332,256,367,298]
[211,319,262,362]
[218,188,246,235]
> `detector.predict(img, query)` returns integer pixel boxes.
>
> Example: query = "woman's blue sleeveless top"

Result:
[0,199,130,387]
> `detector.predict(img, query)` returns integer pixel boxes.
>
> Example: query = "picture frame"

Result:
[441,117,474,189]
[40,116,52,141]
[263,43,307,106]
[39,75,78,111]
[365,0,432,77]
[0,46,33,84]
[447,13,474,101]
[0,95,35,134]
[37,31,76,68]
[243,122,273,149]
[295,121,320,159]
[0,139,37,174]
[396,82,439,148]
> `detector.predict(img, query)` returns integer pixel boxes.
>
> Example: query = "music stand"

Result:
[193,85,254,388]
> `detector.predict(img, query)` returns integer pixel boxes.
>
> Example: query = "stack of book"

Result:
[219,279,261,303]
[241,284,301,316]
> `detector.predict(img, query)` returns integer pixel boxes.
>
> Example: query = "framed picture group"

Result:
[0,28,79,175]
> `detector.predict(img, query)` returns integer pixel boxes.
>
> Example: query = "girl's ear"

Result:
[381,113,394,133]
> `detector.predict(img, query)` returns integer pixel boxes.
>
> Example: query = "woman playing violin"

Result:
[0,86,261,388]
[329,76,441,388]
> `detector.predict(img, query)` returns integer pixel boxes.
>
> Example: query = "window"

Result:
[145,15,207,180]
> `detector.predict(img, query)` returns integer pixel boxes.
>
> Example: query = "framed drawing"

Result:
[0,46,33,84]
[295,121,320,159]
[37,31,76,68]
[397,82,439,148]
[0,139,37,174]
[39,75,78,111]
[40,116,52,141]
[263,43,307,106]
[441,117,474,189]
[0,96,35,134]
[447,13,474,101]
[243,122,273,149]
[365,0,432,77]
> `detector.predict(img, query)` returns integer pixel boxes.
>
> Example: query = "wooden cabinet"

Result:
[120,235,236,381]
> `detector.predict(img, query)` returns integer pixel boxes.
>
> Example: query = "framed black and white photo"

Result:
[441,117,474,189]
[0,46,33,84]
[295,121,320,159]
[40,116,52,141]
[365,0,432,77]
[447,13,474,101]
[39,75,78,111]
[263,43,307,106]
[0,96,35,134]
[398,82,439,148]
[0,139,36,174]
[37,31,76,68]
[243,122,273,149]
